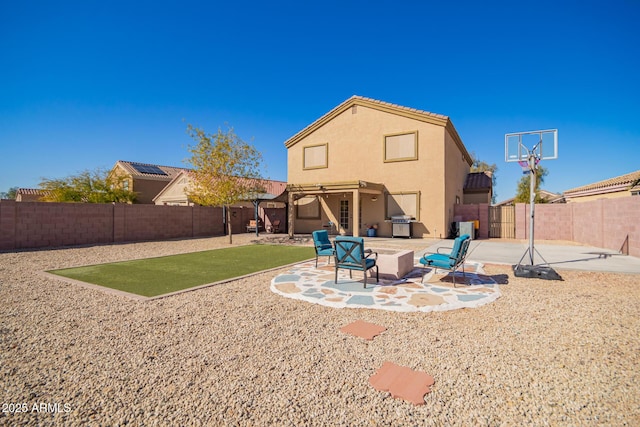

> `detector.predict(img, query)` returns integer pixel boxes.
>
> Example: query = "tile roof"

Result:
[154,170,288,203]
[116,160,186,180]
[285,95,450,148]
[564,169,640,194]
[494,189,564,206]
[464,172,492,190]
[351,95,448,120]
[259,179,287,196]
[17,188,51,196]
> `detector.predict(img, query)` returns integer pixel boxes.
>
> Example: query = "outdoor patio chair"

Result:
[419,234,471,287]
[312,230,335,267]
[246,219,262,233]
[334,236,378,288]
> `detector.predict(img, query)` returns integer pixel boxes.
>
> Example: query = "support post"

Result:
[352,190,360,237]
[253,199,260,237]
[528,154,536,265]
[287,191,295,238]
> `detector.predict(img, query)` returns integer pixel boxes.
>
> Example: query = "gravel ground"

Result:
[1,235,639,426]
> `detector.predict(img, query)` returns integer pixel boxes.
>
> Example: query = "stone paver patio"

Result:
[271,258,502,312]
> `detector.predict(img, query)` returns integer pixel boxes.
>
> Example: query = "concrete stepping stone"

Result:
[339,320,386,340]
[369,361,435,405]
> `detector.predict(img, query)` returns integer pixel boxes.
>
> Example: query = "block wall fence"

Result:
[454,197,640,258]
[0,201,268,251]
[1,198,637,257]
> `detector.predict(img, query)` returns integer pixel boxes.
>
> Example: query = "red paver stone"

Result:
[369,361,435,405]
[339,320,386,340]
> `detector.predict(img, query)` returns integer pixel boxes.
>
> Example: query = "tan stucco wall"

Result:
[154,177,190,205]
[464,192,491,204]
[287,104,470,237]
[442,126,470,237]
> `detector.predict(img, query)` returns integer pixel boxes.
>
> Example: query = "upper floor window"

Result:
[303,143,328,169]
[384,131,418,162]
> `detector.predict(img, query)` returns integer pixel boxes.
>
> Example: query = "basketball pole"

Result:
[528,153,536,265]
[515,150,550,269]
[507,128,561,280]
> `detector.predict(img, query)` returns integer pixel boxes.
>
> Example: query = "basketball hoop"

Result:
[505,129,561,279]
[518,159,539,174]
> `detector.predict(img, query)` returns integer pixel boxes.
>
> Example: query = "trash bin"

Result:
[367,228,377,237]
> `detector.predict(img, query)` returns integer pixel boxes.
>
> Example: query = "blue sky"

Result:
[1,0,638,202]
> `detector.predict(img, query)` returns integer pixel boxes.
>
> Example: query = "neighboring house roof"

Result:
[113,160,185,181]
[15,188,52,201]
[563,169,640,198]
[246,179,287,199]
[153,170,288,204]
[495,189,564,206]
[17,188,50,196]
[284,95,472,165]
[464,172,492,191]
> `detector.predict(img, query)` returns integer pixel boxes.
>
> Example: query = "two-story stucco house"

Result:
[285,96,473,238]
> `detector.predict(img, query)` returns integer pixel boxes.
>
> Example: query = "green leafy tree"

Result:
[470,152,498,203]
[39,168,137,203]
[0,187,18,199]
[186,124,264,244]
[514,165,549,203]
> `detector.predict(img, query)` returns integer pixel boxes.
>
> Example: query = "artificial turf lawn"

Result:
[49,244,315,297]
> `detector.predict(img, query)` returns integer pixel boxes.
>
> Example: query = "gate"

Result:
[489,206,515,238]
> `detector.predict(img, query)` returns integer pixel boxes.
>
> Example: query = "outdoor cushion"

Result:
[312,230,335,267]
[420,234,471,287]
[338,257,377,270]
[334,236,378,288]
[419,253,452,269]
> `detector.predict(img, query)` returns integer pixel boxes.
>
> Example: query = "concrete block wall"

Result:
[572,200,603,249]
[451,203,489,239]
[456,197,640,257]
[519,203,574,241]
[121,205,194,242]
[4,202,114,249]
[599,197,639,256]
[0,200,17,250]
[192,205,225,237]
[0,201,232,251]
[514,204,526,240]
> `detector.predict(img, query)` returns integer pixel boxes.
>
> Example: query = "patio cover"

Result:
[286,180,384,237]
[243,191,283,236]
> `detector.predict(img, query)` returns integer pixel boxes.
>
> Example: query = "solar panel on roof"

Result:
[130,163,167,175]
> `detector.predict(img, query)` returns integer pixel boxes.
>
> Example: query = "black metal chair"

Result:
[334,236,378,288]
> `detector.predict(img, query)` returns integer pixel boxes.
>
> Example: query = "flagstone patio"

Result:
[271,258,501,312]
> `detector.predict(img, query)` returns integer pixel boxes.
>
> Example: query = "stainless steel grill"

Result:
[391,215,413,238]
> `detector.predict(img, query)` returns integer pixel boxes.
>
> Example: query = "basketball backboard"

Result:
[505,129,558,163]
